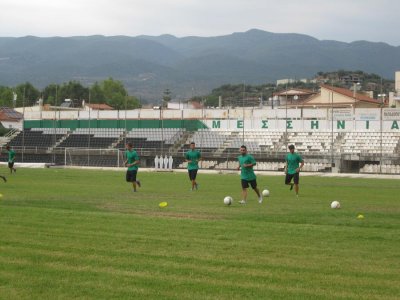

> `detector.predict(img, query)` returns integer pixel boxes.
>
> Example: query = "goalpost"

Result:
[63,148,123,168]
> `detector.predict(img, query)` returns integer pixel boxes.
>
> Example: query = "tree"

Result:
[0,86,14,107]
[43,84,59,105]
[162,88,172,107]
[100,78,140,109]
[89,82,106,104]
[204,95,219,107]
[15,82,40,107]
[58,81,89,106]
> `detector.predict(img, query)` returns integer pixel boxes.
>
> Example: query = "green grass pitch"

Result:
[0,168,399,299]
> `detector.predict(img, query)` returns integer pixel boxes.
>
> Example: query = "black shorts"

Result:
[285,173,300,185]
[8,162,14,168]
[241,179,257,189]
[126,170,138,182]
[188,169,198,181]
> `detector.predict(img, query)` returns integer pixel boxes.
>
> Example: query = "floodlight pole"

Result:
[201,98,204,157]
[331,91,334,172]
[161,103,164,156]
[242,83,245,145]
[88,88,91,166]
[380,105,383,174]
[22,87,25,163]
[285,83,288,149]
[53,86,58,165]
[378,93,386,174]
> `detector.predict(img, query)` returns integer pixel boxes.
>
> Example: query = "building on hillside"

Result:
[0,107,23,129]
[271,88,317,107]
[392,71,400,108]
[167,101,203,110]
[276,78,309,85]
[293,84,383,108]
[339,74,362,87]
[84,103,114,110]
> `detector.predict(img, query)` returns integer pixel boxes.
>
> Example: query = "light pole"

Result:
[378,93,386,174]
[330,91,334,172]
[160,102,164,156]
[22,87,26,163]
[273,95,278,109]
[88,88,91,166]
[53,86,58,165]
[378,94,386,106]
[268,86,276,109]
[352,82,360,110]
[242,83,245,145]
[285,86,288,149]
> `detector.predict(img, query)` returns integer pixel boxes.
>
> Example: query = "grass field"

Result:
[0,168,399,299]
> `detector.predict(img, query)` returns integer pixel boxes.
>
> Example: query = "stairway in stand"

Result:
[214,131,239,154]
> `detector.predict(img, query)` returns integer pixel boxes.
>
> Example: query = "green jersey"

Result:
[286,152,303,174]
[8,149,15,163]
[238,154,257,181]
[185,150,201,170]
[125,150,139,171]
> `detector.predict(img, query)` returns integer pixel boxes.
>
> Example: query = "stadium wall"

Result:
[20,108,400,132]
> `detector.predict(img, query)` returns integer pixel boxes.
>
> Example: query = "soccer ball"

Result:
[262,189,270,197]
[223,196,233,205]
[331,201,341,209]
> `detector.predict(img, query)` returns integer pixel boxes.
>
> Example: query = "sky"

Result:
[1,0,400,46]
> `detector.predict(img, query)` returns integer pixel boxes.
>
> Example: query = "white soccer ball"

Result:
[262,189,270,197]
[331,201,341,209]
[223,196,233,205]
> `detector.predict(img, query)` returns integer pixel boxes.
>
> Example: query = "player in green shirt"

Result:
[124,142,141,192]
[6,145,16,174]
[184,142,202,191]
[285,144,304,198]
[237,145,263,204]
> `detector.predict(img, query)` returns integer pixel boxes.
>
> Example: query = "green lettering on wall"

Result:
[337,121,345,129]
[286,120,293,129]
[391,121,399,129]
[237,120,243,129]
[311,120,319,129]
[212,120,221,128]
[262,120,268,128]
[365,120,370,129]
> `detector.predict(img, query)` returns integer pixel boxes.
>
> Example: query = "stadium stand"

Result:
[286,132,340,153]
[360,163,400,174]
[57,128,123,149]
[8,128,68,148]
[340,132,400,154]
[4,127,400,173]
[115,128,183,150]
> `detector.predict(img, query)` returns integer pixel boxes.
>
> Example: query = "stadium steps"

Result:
[275,132,289,152]
[395,138,400,154]
[334,133,346,152]
[214,131,239,154]
[171,130,191,154]
[53,130,72,148]
[0,128,20,146]
[110,131,126,149]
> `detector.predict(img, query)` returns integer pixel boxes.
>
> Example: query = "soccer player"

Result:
[237,145,263,204]
[124,142,141,192]
[184,142,202,191]
[6,145,16,174]
[285,144,304,198]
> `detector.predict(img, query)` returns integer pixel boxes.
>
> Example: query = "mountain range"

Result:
[0,29,399,101]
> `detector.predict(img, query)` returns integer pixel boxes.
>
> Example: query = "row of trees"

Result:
[0,78,141,109]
